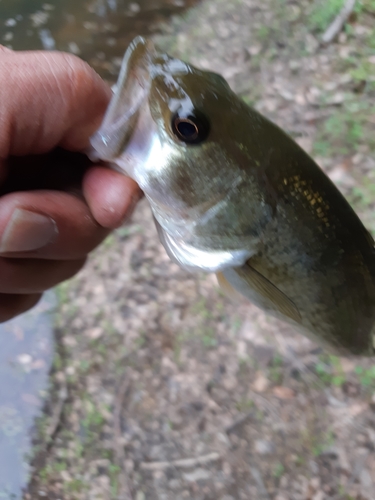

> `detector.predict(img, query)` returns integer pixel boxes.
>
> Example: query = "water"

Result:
[0,293,55,500]
[0,0,199,79]
[0,0,199,497]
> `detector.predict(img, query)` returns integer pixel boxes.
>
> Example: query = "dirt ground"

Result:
[26,0,375,499]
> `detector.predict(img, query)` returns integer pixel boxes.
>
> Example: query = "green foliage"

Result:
[191,297,212,319]
[356,0,375,13]
[201,326,217,348]
[313,98,375,159]
[309,0,346,33]
[321,111,362,153]
[108,464,121,497]
[312,430,335,456]
[257,25,271,41]
[235,397,255,412]
[348,182,375,234]
[354,365,375,386]
[273,462,285,478]
[314,355,346,386]
[269,354,284,383]
[63,478,85,493]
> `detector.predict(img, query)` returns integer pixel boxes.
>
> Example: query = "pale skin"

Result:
[0,46,142,322]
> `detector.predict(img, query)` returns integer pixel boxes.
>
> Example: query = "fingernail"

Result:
[0,208,58,253]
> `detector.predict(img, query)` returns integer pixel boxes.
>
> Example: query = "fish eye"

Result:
[171,110,209,144]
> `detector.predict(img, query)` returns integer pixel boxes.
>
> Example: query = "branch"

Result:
[321,0,356,44]
[140,452,220,471]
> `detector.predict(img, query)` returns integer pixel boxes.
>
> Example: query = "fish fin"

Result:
[234,264,302,324]
[216,272,245,301]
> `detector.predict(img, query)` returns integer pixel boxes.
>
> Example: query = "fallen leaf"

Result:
[272,386,295,399]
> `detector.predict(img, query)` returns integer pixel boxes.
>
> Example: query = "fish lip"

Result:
[88,37,156,163]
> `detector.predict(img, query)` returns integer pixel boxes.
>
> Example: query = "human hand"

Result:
[0,47,141,322]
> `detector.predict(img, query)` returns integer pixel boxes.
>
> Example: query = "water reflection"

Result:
[0,0,199,79]
[0,293,55,500]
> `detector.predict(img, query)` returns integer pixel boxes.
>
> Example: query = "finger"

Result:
[0,257,86,294]
[83,166,142,228]
[0,191,109,259]
[0,50,111,159]
[0,292,42,323]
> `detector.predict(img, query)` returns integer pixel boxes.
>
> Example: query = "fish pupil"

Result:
[176,119,198,140]
[172,111,209,144]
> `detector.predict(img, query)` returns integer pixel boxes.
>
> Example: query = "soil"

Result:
[26,0,375,499]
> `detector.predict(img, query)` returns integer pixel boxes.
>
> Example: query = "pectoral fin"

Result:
[221,264,302,324]
[216,271,244,301]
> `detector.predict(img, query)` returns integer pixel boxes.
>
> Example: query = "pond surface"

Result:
[0,0,199,497]
[0,293,55,500]
[0,0,198,79]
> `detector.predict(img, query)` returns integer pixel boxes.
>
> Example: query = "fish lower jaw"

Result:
[154,219,252,273]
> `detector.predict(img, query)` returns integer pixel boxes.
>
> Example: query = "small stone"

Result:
[254,439,274,455]
[62,336,77,347]
[328,92,345,104]
[279,89,294,101]
[65,365,76,376]
[252,372,269,392]
[310,477,320,489]
[183,468,211,482]
[86,327,103,339]
[247,45,262,56]
[60,470,71,482]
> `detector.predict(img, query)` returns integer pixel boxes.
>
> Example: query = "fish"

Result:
[89,36,375,356]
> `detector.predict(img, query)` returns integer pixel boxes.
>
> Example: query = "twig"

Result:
[113,376,133,500]
[225,410,254,434]
[140,452,221,471]
[46,382,68,445]
[321,0,356,44]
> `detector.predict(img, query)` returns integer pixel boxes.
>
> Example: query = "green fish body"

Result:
[89,37,375,356]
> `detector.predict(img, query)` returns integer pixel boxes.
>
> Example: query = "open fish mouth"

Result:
[88,37,220,237]
[89,36,155,165]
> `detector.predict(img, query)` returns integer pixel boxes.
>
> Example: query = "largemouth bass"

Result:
[89,36,375,356]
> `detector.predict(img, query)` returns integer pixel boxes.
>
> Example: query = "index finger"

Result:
[0,48,112,158]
